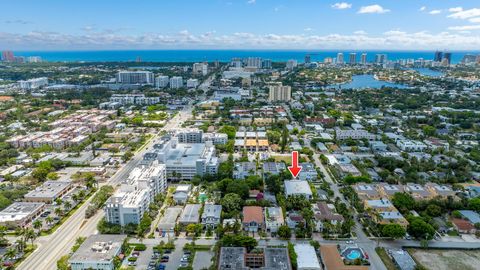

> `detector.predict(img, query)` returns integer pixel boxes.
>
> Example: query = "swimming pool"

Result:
[346,250,361,260]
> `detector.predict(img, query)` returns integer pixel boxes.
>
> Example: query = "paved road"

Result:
[17,106,193,270]
[312,153,387,270]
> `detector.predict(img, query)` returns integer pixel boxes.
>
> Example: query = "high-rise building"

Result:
[155,75,169,88]
[361,53,367,65]
[193,62,208,76]
[231,58,242,68]
[262,59,272,69]
[246,57,262,68]
[286,59,298,70]
[268,83,291,102]
[116,71,154,85]
[169,76,183,89]
[434,51,443,62]
[443,52,452,65]
[349,53,357,65]
[304,54,311,64]
[375,54,387,64]
[336,53,344,64]
[324,57,333,64]
[1,51,15,62]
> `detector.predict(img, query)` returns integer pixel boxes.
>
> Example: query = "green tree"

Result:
[220,193,244,216]
[407,217,435,240]
[381,224,406,239]
[392,192,416,213]
[277,225,292,239]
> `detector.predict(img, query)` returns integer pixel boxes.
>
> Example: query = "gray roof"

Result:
[459,210,480,224]
[178,204,201,223]
[24,181,71,200]
[201,204,222,219]
[284,180,312,196]
[69,234,127,263]
[388,249,416,270]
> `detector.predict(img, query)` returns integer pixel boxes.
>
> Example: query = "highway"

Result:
[17,105,193,270]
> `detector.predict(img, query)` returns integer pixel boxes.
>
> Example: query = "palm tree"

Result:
[24,229,36,246]
[64,201,72,211]
[45,216,54,225]
[15,238,26,253]
[4,247,17,260]
[33,220,42,230]
[54,207,63,217]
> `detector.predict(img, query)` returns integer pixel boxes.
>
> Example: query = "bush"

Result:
[130,243,147,251]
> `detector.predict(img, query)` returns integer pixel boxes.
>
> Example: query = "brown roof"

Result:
[314,202,344,222]
[243,206,264,223]
[320,245,369,270]
[0,96,14,102]
[452,218,475,231]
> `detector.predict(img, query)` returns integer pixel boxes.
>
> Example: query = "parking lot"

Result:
[164,238,188,270]
[192,250,214,269]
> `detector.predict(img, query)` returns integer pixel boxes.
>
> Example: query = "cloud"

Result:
[448,25,480,31]
[429,10,442,15]
[331,2,352,10]
[358,5,390,14]
[419,6,426,12]
[354,30,367,35]
[448,7,463,13]
[4,19,32,25]
[247,0,255,4]
[273,5,283,12]
[2,30,480,50]
[469,17,480,23]
[448,8,480,20]
[304,27,314,32]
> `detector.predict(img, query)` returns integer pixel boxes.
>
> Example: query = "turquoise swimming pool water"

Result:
[346,250,361,260]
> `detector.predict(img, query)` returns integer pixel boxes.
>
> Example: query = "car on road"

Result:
[346,240,354,244]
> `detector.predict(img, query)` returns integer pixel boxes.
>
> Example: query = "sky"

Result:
[1,0,480,50]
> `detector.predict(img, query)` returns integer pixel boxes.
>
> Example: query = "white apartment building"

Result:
[170,76,183,89]
[151,139,219,180]
[109,94,160,105]
[155,75,169,88]
[186,78,199,88]
[126,161,167,201]
[116,71,154,85]
[104,185,150,225]
[19,77,48,90]
[268,83,291,102]
[335,128,376,140]
[105,161,166,226]
[397,140,427,152]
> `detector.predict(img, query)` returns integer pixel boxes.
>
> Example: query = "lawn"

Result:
[375,247,397,270]
[409,249,480,270]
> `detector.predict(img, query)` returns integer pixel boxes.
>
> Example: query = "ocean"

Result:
[13,50,479,63]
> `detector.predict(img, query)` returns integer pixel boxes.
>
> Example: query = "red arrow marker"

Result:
[288,151,302,178]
